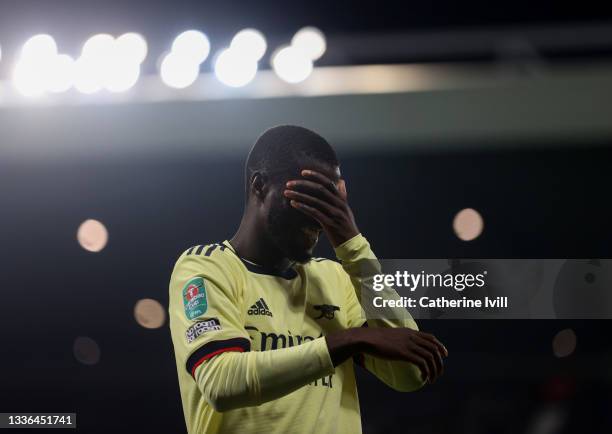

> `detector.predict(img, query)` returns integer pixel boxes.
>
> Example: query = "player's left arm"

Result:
[335,234,431,391]
[285,169,446,391]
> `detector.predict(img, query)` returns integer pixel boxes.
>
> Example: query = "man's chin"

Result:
[287,249,314,264]
[285,243,317,264]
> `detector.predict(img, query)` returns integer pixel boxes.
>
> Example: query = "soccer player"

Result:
[169,125,448,434]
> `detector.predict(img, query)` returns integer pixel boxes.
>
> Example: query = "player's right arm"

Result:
[169,247,335,412]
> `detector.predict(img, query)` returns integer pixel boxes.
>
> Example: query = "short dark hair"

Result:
[245,125,338,196]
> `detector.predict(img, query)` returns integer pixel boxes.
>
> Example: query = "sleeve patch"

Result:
[185,318,222,344]
[183,277,208,320]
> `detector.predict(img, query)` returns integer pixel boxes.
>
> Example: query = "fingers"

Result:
[410,344,438,383]
[284,189,338,217]
[300,170,339,194]
[289,200,333,227]
[403,353,430,383]
[413,335,444,382]
[403,331,447,384]
[419,332,449,357]
[337,179,348,200]
[286,179,345,208]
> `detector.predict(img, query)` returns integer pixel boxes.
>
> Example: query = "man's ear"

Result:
[249,171,268,200]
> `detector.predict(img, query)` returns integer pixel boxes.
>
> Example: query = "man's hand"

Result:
[284,169,360,247]
[326,327,449,384]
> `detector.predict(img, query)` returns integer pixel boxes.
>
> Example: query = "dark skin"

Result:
[231,164,448,384]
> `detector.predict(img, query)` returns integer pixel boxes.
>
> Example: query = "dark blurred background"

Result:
[1,1,612,433]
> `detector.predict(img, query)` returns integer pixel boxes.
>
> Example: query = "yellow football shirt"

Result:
[168,234,424,434]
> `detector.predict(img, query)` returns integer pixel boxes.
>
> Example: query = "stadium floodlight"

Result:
[271,45,313,83]
[13,58,46,97]
[230,28,267,61]
[105,62,140,93]
[160,52,200,89]
[14,34,72,97]
[115,32,148,65]
[81,33,115,61]
[46,54,75,93]
[171,30,210,64]
[73,55,104,94]
[291,27,327,61]
[214,48,258,88]
[21,34,58,63]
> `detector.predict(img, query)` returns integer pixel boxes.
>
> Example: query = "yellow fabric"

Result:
[335,234,426,392]
[169,234,423,434]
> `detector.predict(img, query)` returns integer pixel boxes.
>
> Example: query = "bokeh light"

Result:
[160,52,200,89]
[105,62,141,93]
[46,54,75,93]
[453,208,484,241]
[73,55,104,94]
[214,48,258,87]
[134,299,166,329]
[81,33,115,61]
[73,336,101,365]
[72,33,145,94]
[13,58,46,97]
[171,30,210,64]
[291,26,327,60]
[13,34,62,96]
[115,32,148,64]
[552,329,577,358]
[21,34,58,63]
[230,28,267,61]
[272,45,314,83]
[77,219,109,252]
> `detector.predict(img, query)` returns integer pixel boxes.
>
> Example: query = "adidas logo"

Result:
[248,298,273,317]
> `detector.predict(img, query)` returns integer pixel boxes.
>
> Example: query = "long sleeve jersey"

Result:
[168,233,424,434]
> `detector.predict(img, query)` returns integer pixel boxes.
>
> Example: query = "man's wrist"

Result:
[325,328,370,366]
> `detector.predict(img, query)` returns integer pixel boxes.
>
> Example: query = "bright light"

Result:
[73,56,104,94]
[77,219,109,252]
[453,208,484,241]
[82,33,115,61]
[21,34,58,63]
[272,45,313,83]
[134,299,166,329]
[46,54,75,93]
[160,52,200,89]
[105,62,140,93]
[75,33,145,94]
[230,28,267,61]
[116,32,148,64]
[14,34,75,96]
[171,30,210,64]
[214,48,258,87]
[13,58,46,97]
[291,27,326,61]
[77,34,115,94]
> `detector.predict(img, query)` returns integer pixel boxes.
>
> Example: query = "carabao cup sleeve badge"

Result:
[182,277,208,320]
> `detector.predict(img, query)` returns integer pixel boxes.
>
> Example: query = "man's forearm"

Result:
[335,233,416,327]
[195,336,336,412]
[196,328,381,412]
